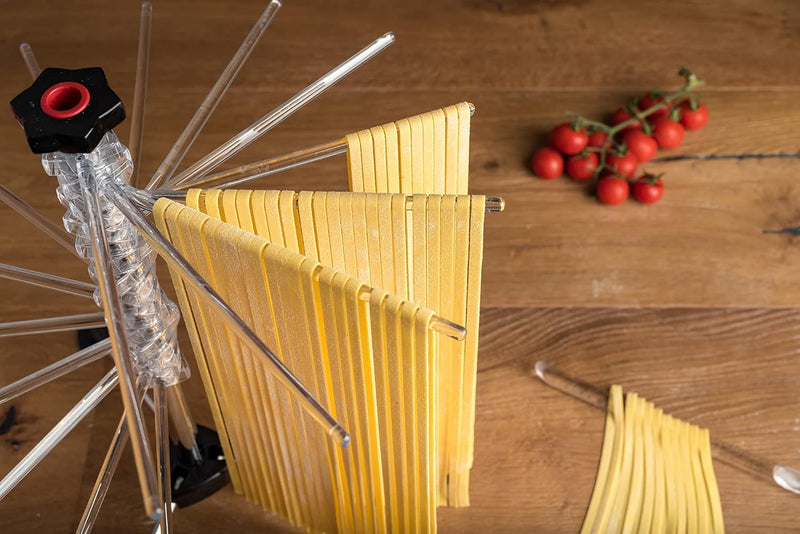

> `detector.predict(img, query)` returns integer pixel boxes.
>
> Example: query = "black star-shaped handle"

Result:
[10,67,126,154]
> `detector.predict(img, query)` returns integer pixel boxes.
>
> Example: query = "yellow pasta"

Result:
[345,103,472,195]
[454,194,486,505]
[580,385,622,534]
[431,109,447,195]
[639,403,658,534]
[396,118,414,194]
[592,385,626,533]
[455,101,471,194]
[370,126,389,193]
[673,420,689,534]
[345,132,364,192]
[156,195,468,533]
[357,128,377,193]
[443,104,460,195]
[186,188,486,508]
[621,396,644,533]
[649,409,665,534]
[381,123,401,194]
[581,387,726,534]
[608,392,637,532]
[700,428,725,534]
[419,112,436,193]
[690,425,712,533]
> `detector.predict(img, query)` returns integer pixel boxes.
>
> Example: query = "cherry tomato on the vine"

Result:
[639,93,670,122]
[679,101,709,131]
[632,175,664,204]
[612,108,642,132]
[587,131,609,148]
[596,177,630,205]
[549,123,588,155]
[621,130,658,163]
[531,147,564,179]
[605,152,639,179]
[566,152,599,182]
[652,118,685,149]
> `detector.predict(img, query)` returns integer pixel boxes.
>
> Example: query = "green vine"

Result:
[566,67,705,180]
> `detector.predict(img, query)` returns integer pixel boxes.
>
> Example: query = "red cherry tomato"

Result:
[621,130,658,163]
[652,118,685,149]
[596,177,630,205]
[549,123,588,155]
[632,175,664,204]
[612,108,642,132]
[605,152,638,179]
[531,147,564,179]
[587,131,609,148]
[679,101,709,130]
[639,93,670,122]
[566,152,599,182]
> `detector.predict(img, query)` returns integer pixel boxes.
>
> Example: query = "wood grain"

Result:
[0,0,799,532]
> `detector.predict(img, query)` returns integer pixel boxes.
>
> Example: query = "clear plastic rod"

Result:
[154,382,173,534]
[0,338,111,405]
[143,391,156,412]
[79,159,161,519]
[360,289,467,340]
[77,385,148,534]
[167,384,201,458]
[533,361,800,496]
[147,188,505,215]
[486,197,506,212]
[0,368,118,501]
[152,504,177,534]
[0,262,95,298]
[430,316,467,341]
[105,181,351,447]
[167,32,395,188]
[19,43,42,80]
[129,1,153,188]
[0,184,79,258]
[0,311,106,338]
[146,0,282,190]
[77,413,129,534]
[173,138,347,190]
[169,101,476,191]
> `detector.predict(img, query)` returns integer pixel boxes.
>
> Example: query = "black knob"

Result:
[10,67,125,154]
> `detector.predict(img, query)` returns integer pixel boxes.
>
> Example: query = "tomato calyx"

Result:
[640,172,664,185]
[632,173,665,204]
[549,123,589,155]
[678,101,709,130]
[611,143,629,156]
[568,119,584,132]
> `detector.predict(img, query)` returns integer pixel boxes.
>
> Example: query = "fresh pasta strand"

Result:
[189,188,486,509]
[156,197,458,533]
[580,384,623,533]
[579,385,726,534]
[346,103,472,195]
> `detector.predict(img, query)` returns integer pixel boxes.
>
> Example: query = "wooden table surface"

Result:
[1,0,799,532]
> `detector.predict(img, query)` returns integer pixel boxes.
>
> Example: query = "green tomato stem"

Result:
[574,69,705,181]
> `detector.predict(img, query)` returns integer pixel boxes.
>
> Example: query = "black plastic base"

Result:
[75,330,229,507]
[171,424,230,508]
[77,327,110,350]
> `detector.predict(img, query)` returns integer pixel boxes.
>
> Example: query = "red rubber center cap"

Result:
[40,82,91,119]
